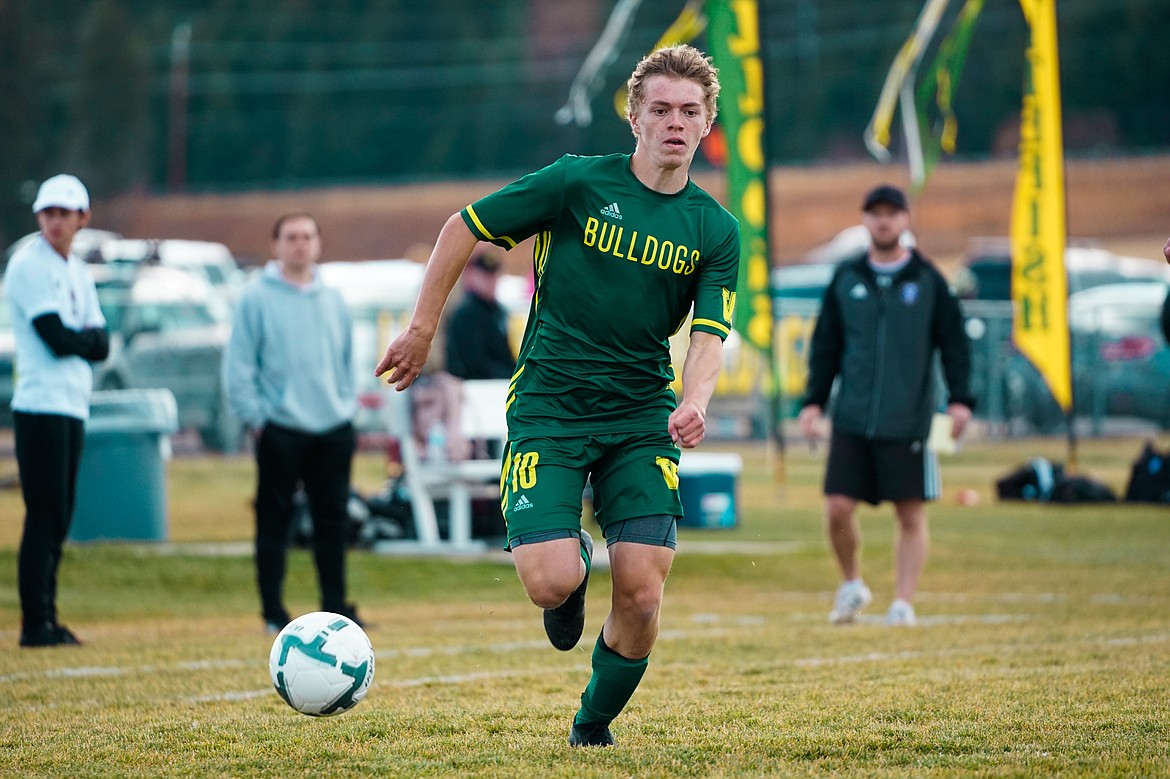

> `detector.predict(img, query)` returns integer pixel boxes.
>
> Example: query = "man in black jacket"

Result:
[444,251,515,383]
[798,185,974,627]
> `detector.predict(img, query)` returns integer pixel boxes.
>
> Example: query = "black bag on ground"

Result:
[997,458,1117,504]
[1124,441,1170,504]
[1051,475,1117,503]
[996,458,1064,501]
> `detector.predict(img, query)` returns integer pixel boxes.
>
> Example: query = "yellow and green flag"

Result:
[864,0,950,164]
[912,0,984,187]
[1011,0,1070,412]
[706,0,771,355]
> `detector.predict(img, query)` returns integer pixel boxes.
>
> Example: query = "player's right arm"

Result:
[669,330,725,448]
[375,213,479,390]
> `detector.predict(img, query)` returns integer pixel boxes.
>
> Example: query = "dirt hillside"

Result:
[100,156,1170,271]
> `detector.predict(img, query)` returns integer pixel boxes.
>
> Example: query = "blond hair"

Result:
[626,44,720,122]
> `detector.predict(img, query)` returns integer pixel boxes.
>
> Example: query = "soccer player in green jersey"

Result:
[375,44,740,747]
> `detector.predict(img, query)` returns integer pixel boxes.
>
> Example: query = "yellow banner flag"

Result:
[707,0,772,355]
[1011,0,1070,412]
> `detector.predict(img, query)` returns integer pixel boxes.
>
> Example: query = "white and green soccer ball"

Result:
[269,611,375,716]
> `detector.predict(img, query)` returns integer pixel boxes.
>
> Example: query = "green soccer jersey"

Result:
[461,153,740,435]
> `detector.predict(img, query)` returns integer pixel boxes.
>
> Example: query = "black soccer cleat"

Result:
[336,603,364,627]
[20,623,82,648]
[542,531,593,651]
[569,721,615,747]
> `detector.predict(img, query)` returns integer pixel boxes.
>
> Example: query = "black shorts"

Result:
[823,429,940,505]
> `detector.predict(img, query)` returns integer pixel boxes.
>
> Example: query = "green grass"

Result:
[0,437,1168,777]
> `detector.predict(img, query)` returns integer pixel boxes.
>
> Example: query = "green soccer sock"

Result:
[573,631,649,727]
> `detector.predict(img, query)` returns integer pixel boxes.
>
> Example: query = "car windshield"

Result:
[1070,292,1164,337]
[125,301,222,332]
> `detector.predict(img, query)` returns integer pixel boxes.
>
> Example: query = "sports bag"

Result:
[1124,441,1170,504]
[996,458,1064,502]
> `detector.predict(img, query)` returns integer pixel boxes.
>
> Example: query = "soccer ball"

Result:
[269,611,375,716]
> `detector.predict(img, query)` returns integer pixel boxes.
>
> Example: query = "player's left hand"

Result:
[668,403,706,449]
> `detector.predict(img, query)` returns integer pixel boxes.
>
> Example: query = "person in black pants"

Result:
[6,175,109,647]
[253,422,356,631]
[223,213,359,633]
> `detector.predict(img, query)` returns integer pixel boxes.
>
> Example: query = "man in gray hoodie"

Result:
[223,212,359,633]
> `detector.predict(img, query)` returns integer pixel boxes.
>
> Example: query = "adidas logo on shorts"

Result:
[600,202,623,220]
[512,495,534,512]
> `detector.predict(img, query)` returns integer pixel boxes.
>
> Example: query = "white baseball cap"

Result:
[32,174,90,213]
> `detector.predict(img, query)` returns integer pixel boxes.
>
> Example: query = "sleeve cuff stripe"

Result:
[691,318,731,336]
[465,205,517,249]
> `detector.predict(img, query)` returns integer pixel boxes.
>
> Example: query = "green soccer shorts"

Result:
[500,431,682,545]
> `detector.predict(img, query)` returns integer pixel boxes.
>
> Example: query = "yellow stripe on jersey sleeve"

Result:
[691,318,731,337]
[465,205,518,249]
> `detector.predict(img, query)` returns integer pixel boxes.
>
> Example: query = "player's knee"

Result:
[521,569,582,609]
[614,582,663,626]
[826,494,855,523]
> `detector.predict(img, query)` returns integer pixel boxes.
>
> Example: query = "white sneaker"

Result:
[829,580,872,624]
[886,599,918,626]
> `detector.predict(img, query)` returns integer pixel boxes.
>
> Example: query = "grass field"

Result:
[1,435,1168,777]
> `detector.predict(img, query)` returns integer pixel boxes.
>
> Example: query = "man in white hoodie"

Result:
[223,213,359,633]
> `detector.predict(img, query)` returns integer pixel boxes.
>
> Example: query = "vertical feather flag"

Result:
[611,0,708,119]
[1011,0,1071,414]
[707,0,781,477]
[910,0,984,189]
[706,0,771,356]
[866,0,983,191]
[554,0,645,128]
[864,0,951,163]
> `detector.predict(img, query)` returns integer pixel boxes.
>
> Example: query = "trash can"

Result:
[677,452,743,529]
[70,389,179,542]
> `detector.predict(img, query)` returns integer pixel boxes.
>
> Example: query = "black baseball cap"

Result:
[862,184,909,212]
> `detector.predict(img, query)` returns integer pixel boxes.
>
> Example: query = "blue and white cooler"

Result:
[677,452,743,529]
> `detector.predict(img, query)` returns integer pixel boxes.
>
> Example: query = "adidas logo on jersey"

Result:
[600,202,623,220]
[512,495,534,512]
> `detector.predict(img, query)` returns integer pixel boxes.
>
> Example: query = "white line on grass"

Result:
[795,631,1170,667]
[182,665,593,705]
[0,629,730,686]
[6,626,1169,713]
[5,621,1167,698]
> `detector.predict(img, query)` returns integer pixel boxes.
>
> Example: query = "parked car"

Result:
[954,238,1170,301]
[1005,281,1170,431]
[770,242,1170,432]
[92,264,241,451]
[96,238,246,302]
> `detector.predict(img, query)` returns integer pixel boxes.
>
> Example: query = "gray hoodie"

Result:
[223,261,355,433]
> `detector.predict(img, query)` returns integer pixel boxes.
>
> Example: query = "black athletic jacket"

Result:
[801,250,974,441]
